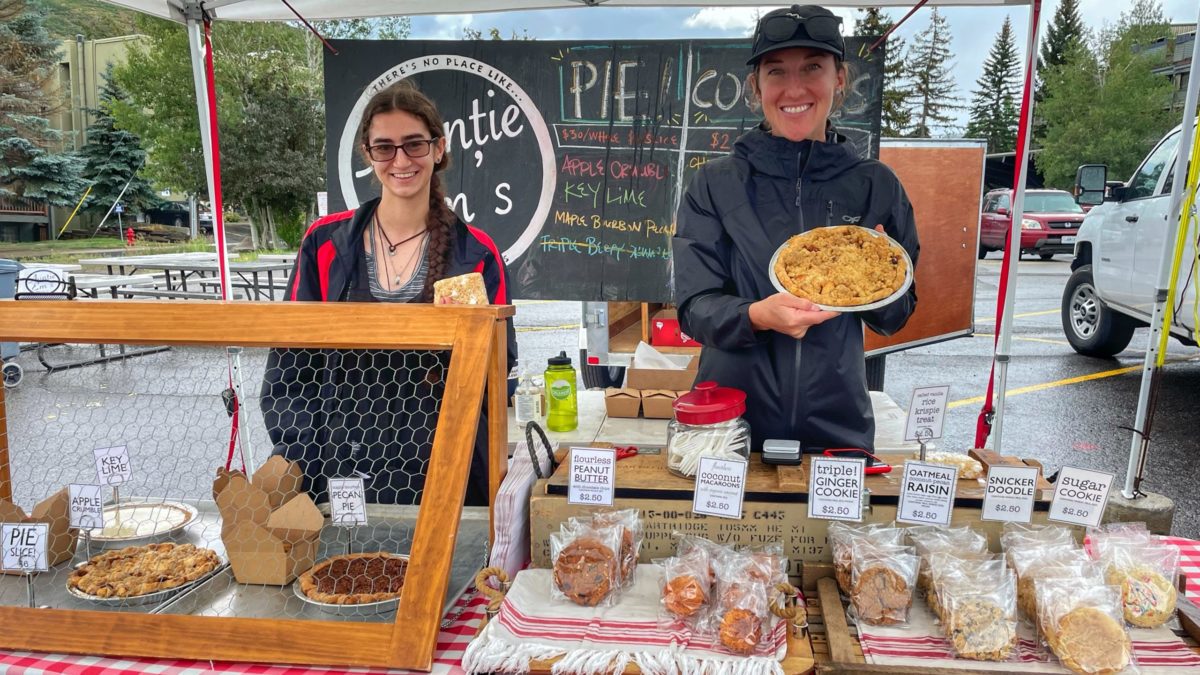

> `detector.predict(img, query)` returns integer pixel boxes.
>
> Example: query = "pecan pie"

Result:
[774,226,908,307]
[298,552,408,605]
[68,543,220,599]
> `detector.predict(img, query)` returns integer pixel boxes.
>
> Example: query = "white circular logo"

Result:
[337,55,556,264]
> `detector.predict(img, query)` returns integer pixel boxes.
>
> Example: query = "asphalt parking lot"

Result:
[4,252,1199,538]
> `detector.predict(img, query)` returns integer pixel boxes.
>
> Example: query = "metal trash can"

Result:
[0,259,24,386]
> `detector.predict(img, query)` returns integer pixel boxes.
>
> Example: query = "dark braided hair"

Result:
[358,80,457,302]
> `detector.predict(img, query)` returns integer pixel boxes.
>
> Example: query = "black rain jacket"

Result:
[260,197,517,506]
[673,126,920,453]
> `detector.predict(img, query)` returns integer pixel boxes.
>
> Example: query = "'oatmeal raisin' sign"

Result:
[325,38,884,301]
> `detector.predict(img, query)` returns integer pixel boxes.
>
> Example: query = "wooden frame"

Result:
[0,300,513,671]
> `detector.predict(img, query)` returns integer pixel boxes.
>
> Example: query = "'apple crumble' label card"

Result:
[68,484,105,530]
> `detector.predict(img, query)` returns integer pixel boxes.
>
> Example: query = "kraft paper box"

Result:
[0,488,78,570]
[214,456,322,585]
[625,355,699,391]
[640,389,684,419]
[604,388,641,418]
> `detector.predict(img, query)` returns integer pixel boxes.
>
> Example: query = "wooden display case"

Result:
[0,300,512,671]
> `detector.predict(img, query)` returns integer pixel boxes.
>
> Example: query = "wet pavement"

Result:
[3,253,1198,538]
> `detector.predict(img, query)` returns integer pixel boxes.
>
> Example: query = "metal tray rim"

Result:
[768,227,914,313]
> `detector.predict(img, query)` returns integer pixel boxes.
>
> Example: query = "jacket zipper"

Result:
[791,148,813,434]
[826,200,834,228]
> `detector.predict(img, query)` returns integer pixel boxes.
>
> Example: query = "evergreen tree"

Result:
[79,66,158,216]
[904,8,962,138]
[856,8,913,137]
[965,17,1020,153]
[1038,0,1085,74]
[0,0,86,204]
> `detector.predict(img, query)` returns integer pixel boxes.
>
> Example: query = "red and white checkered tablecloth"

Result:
[0,590,488,675]
[1,537,1198,674]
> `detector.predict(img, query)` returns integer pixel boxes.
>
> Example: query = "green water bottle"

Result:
[544,351,578,432]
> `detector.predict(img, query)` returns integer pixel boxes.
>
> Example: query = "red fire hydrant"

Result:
[125,227,135,246]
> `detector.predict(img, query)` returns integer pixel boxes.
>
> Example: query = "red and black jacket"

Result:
[261,198,517,507]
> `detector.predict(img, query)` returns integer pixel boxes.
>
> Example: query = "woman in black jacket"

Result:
[261,80,516,507]
[673,5,920,454]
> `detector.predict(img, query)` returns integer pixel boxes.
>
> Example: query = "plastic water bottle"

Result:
[514,365,542,426]
[544,351,578,432]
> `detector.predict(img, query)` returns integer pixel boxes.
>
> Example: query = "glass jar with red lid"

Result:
[666,381,751,478]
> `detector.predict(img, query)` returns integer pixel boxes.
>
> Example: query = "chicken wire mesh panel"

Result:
[0,343,489,623]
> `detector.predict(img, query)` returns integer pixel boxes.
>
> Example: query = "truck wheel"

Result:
[1039,253,1055,260]
[579,349,626,389]
[1061,265,1136,357]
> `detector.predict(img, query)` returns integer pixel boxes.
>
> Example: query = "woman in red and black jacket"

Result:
[261,80,517,507]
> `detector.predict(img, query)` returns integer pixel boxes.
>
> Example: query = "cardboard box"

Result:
[640,389,683,419]
[604,388,642,418]
[0,488,78,570]
[626,354,699,391]
[214,456,323,585]
[650,309,700,348]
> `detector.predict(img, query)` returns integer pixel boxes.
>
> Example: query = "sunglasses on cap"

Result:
[761,11,843,45]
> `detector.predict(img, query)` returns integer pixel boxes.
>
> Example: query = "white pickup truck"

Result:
[1062,123,1198,357]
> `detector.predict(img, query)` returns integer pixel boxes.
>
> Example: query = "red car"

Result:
[978,188,1084,260]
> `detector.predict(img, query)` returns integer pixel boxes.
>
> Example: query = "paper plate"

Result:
[768,227,914,313]
[87,500,198,545]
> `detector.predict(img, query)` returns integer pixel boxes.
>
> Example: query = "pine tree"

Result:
[856,8,913,137]
[904,8,962,138]
[965,17,1021,153]
[1038,0,1085,74]
[0,0,86,204]
[79,66,158,216]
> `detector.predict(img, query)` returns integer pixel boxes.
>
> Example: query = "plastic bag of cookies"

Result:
[908,526,988,592]
[927,554,1007,623]
[711,551,774,656]
[1037,578,1136,675]
[589,508,643,587]
[550,522,623,607]
[941,569,1018,661]
[828,521,904,594]
[1009,545,1091,622]
[660,546,712,621]
[849,541,918,626]
[1102,544,1178,628]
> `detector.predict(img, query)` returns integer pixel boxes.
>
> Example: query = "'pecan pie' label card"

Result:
[329,478,368,527]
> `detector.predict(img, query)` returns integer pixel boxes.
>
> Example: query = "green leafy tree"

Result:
[314,16,412,40]
[1034,0,1085,140]
[112,16,325,248]
[79,66,158,216]
[855,8,913,137]
[40,0,138,40]
[1036,1,1174,187]
[0,0,86,204]
[462,26,533,40]
[904,8,962,138]
[965,17,1020,153]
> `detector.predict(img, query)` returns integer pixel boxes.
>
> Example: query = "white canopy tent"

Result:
[100,0,1200,502]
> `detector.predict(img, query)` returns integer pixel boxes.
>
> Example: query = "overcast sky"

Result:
[408,0,1197,131]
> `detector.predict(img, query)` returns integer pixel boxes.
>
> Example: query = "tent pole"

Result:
[992,0,1042,455]
[1122,11,1200,499]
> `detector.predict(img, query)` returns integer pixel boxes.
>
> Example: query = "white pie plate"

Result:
[291,553,409,616]
[66,555,224,606]
[86,500,199,545]
[768,227,914,313]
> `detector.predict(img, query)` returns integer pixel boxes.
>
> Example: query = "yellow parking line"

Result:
[974,309,1059,322]
[948,365,1141,408]
[516,324,579,332]
[974,333,1071,346]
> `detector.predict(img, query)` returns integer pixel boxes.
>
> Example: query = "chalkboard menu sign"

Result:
[325,38,883,301]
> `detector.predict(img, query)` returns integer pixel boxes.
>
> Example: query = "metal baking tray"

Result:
[65,559,225,607]
[289,553,409,617]
[768,227,914,313]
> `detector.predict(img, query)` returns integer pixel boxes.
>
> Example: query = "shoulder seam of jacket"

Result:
[302,209,355,239]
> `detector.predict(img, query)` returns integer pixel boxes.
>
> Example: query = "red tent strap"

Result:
[280,0,339,55]
[202,18,230,300]
[867,0,931,54]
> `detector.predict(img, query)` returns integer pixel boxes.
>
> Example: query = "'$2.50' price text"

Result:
[821,504,851,517]
[577,492,605,503]
[992,503,1023,513]
[909,510,938,521]
[1059,506,1089,518]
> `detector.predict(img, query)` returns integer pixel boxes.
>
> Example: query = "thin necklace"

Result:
[393,232,427,287]
[375,211,427,257]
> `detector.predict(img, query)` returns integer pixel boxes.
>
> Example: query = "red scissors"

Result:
[614,445,639,461]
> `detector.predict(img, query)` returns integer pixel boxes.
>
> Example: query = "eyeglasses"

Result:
[761,12,843,45]
[366,138,440,162]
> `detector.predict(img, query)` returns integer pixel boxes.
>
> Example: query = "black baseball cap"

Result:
[747,5,846,65]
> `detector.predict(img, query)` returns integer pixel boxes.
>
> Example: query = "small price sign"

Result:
[93,446,133,486]
[328,478,367,527]
[68,483,105,530]
[1049,466,1114,528]
[808,457,865,522]
[897,461,958,526]
[904,385,950,442]
[981,466,1039,523]
[568,447,616,507]
[2,523,48,572]
[692,456,747,519]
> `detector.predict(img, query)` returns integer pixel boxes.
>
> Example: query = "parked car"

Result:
[143,201,191,229]
[978,188,1085,260]
[1062,123,1197,357]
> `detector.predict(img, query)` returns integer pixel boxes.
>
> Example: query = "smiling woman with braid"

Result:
[260,80,517,507]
